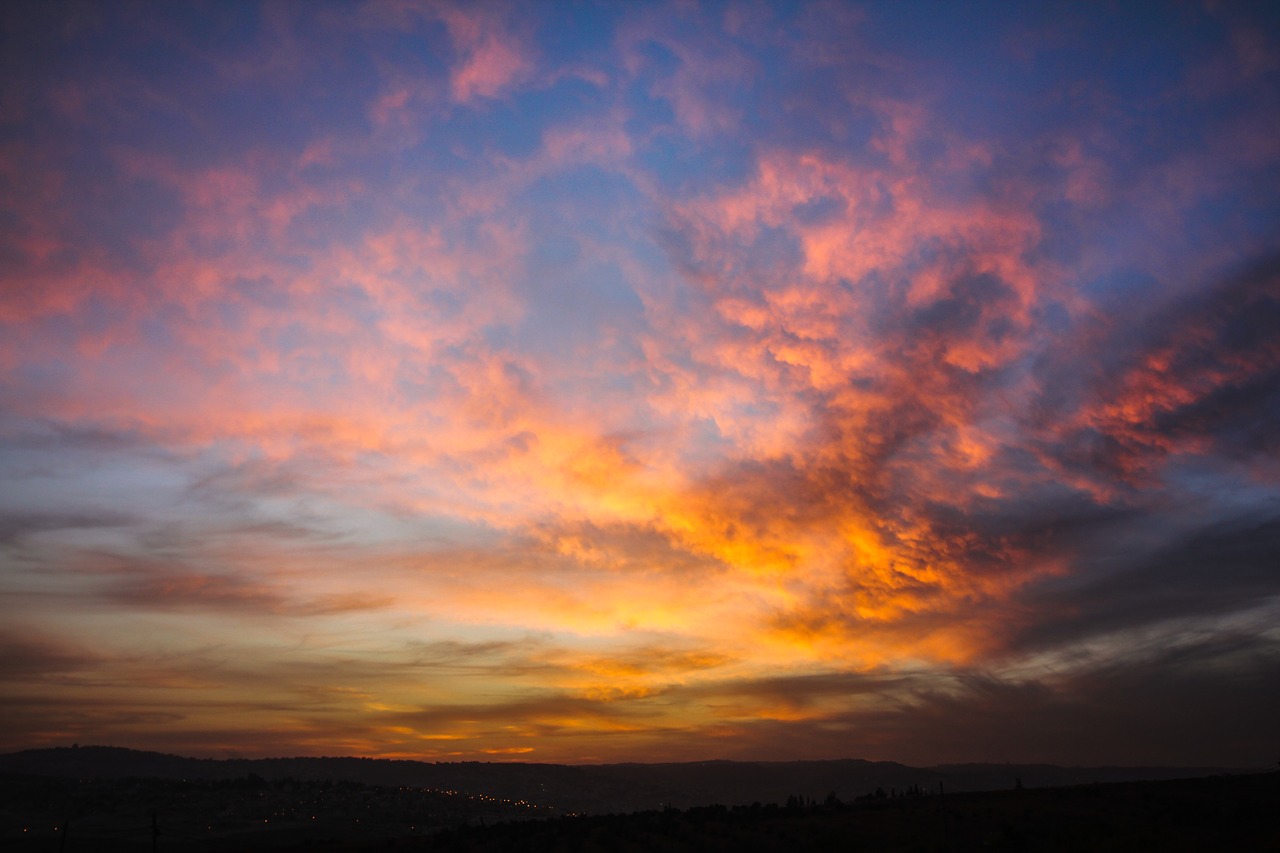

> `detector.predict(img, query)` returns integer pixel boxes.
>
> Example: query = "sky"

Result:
[2,0,1278,768]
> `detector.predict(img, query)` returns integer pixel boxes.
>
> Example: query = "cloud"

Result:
[437,4,534,103]
[0,630,105,681]
[0,510,135,548]
[1066,255,1280,478]
[847,632,1280,767]
[1003,514,1280,655]
[104,567,291,614]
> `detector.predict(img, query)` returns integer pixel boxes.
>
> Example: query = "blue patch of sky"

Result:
[0,446,191,535]
[12,4,203,83]
[328,497,495,551]
[139,308,186,354]
[370,10,454,71]
[1026,214,1080,275]
[759,89,880,163]
[630,123,757,198]
[69,293,130,345]
[859,2,1222,167]
[502,168,648,360]
[437,75,612,164]
[1183,172,1280,256]
[41,11,409,173]
[527,162,639,227]
[6,351,76,401]
[285,194,381,258]
[445,104,543,161]
[73,170,182,270]
[322,280,382,334]
[44,21,269,162]
[1163,459,1280,521]
[515,255,647,364]
[535,2,622,66]
[1077,267,1161,312]
[863,2,1021,113]
[687,414,734,454]
[622,78,678,139]
[791,195,847,227]
[731,224,804,288]
[393,359,463,410]
[196,88,347,164]
[521,74,614,130]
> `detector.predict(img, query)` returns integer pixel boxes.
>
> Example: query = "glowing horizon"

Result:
[2,1,1278,767]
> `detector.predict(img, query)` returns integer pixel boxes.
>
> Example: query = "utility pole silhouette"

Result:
[152,810,159,853]
[939,780,949,850]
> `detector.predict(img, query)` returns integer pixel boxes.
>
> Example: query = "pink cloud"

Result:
[438,5,534,103]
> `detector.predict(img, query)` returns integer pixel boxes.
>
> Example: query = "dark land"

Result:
[1,746,1275,850]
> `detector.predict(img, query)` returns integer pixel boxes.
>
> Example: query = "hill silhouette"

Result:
[0,746,1238,814]
[1,748,1273,852]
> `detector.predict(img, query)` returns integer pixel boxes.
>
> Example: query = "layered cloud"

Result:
[1,1,1277,766]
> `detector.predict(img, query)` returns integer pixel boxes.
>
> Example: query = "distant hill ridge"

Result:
[0,746,1238,814]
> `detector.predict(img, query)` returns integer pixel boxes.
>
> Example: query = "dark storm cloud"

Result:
[866,633,1280,767]
[677,632,1280,767]
[1002,513,1280,654]
[76,548,290,614]
[387,694,676,743]
[903,272,1019,347]
[0,421,155,454]
[1036,252,1280,484]
[104,564,391,617]
[0,630,104,681]
[0,510,135,547]
[685,670,913,710]
[0,696,188,735]
[1141,258,1280,458]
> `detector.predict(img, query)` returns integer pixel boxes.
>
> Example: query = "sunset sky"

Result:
[2,1,1278,768]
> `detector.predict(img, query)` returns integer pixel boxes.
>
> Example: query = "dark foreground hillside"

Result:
[415,772,1280,852]
[0,746,1236,814]
[3,770,1276,851]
